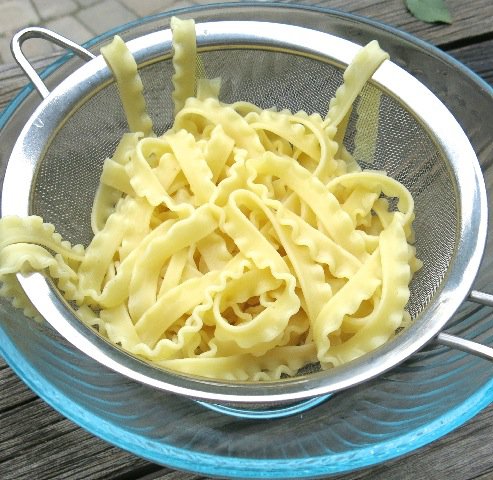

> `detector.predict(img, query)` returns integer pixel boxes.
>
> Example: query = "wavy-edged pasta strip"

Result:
[125,138,170,206]
[248,109,320,160]
[249,153,367,259]
[327,171,415,232]
[204,124,235,183]
[78,196,151,299]
[218,189,300,350]
[313,248,382,367]
[321,214,411,366]
[277,207,362,279]
[196,232,233,271]
[92,132,141,234]
[174,97,265,156]
[135,270,221,347]
[223,189,333,325]
[0,244,80,301]
[248,108,340,182]
[210,148,263,208]
[153,152,183,193]
[89,218,175,308]
[0,216,85,317]
[101,36,154,136]
[325,40,389,129]
[171,17,197,115]
[0,216,83,258]
[100,158,134,196]
[158,247,189,296]
[128,254,252,360]
[341,186,380,227]
[159,342,318,381]
[127,203,221,322]
[166,129,216,203]
[211,266,289,356]
[0,273,41,321]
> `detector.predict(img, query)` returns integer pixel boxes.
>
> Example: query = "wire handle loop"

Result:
[11,27,95,99]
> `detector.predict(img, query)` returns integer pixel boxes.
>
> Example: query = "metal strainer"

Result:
[2,17,493,407]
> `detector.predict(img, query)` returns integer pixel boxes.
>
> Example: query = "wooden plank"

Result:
[332,404,493,480]
[0,63,29,110]
[0,356,201,479]
[447,38,493,85]
[0,359,156,479]
[187,0,493,46]
[0,365,38,412]
[324,0,493,45]
[0,395,165,480]
[0,56,57,111]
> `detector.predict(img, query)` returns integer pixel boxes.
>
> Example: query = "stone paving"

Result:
[0,0,195,66]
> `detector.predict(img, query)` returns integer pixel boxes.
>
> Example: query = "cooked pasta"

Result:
[0,17,421,380]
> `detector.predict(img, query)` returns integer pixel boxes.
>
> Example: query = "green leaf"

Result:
[405,0,453,24]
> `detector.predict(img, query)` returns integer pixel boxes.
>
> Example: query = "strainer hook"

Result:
[436,290,493,360]
[11,27,95,99]
[469,289,493,307]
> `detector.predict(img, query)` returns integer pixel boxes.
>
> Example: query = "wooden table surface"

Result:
[1,1,493,479]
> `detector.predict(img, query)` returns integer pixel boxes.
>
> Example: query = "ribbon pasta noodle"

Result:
[0,17,421,381]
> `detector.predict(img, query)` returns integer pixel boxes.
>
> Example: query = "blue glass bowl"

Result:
[1,3,493,478]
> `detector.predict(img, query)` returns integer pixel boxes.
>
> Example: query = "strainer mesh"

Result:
[32,47,457,322]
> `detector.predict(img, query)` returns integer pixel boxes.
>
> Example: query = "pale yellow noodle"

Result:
[100,36,154,136]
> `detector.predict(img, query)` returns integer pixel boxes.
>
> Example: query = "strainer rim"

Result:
[2,19,489,404]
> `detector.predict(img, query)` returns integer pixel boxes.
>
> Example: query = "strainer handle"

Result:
[436,333,493,361]
[11,27,95,99]
[436,289,493,361]
[469,289,493,307]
